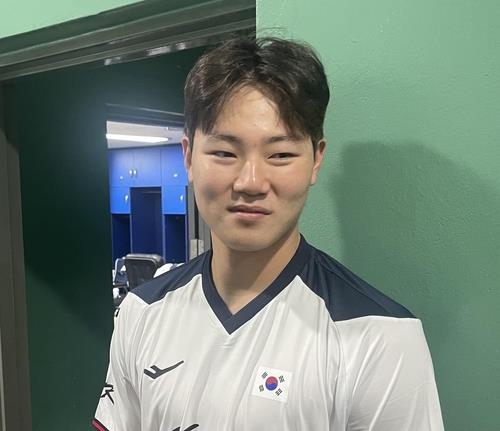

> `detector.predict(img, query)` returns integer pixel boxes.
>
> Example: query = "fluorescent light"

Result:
[106,133,169,143]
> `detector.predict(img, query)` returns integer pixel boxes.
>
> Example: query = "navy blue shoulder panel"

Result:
[299,242,415,321]
[130,252,207,305]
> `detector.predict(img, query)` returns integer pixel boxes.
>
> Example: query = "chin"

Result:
[225,238,271,253]
[215,228,298,255]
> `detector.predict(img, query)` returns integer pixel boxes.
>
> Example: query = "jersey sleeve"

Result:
[92,295,143,431]
[338,317,444,431]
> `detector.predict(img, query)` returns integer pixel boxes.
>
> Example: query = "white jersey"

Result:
[93,237,443,430]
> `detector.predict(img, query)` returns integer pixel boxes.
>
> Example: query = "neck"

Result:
[210,230,300,314]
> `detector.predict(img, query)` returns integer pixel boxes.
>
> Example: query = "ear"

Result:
[181,135,193,182]
[310,139,326,185]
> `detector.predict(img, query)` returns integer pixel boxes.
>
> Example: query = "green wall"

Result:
[0,0,141,38]
[5,47,204,431]
[258,1,500,430]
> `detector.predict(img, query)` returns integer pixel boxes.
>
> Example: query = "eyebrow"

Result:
[207,133,297,145]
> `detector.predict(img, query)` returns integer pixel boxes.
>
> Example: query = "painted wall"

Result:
[258,1,500,430]
[4,47,204,431]
[0,0,141,38]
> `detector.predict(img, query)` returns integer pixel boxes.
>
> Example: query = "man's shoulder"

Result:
[129,252,207,306]
[300,242,415,322]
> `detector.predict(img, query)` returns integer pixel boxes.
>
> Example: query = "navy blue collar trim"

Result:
[202,237,312,335]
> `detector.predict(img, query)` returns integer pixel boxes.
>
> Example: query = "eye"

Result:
[211,151,236,158]
[270,153,295,160]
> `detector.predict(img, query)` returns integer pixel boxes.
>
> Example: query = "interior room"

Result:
[106,118,189,299]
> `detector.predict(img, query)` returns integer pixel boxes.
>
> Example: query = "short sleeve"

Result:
[338,317,444,431]
[92,296,142,431]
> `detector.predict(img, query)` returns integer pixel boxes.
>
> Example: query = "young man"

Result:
[93,37,444,430]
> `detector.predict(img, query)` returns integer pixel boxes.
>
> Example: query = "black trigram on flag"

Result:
[261,372,268,379]
[279,375,285,383]
[259,385,265,392]
[275,388,283,396]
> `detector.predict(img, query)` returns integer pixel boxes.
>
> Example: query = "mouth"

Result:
[228,205,272,216]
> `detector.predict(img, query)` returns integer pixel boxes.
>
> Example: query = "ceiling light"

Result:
[106,133,169,143]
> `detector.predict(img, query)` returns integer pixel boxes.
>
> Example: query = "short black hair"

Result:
[184,36,330,148]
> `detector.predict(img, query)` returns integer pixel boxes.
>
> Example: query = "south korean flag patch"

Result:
[251,366,292,403]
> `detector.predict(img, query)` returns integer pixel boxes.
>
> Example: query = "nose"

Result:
[233,158,270,195]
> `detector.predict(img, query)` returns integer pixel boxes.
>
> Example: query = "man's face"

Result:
[182,86,325,254]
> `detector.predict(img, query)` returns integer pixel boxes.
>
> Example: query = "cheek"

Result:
[191,168,228,203]
[279,172,313,201]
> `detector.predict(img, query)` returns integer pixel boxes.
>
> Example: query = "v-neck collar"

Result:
[202,236,312,334]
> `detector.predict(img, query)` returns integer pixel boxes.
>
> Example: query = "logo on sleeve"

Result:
[100,383,114,404]
[251,366,292,403]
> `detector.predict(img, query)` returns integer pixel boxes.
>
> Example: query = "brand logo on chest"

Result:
[144,360,184,380]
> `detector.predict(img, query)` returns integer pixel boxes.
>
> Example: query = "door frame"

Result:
[0,86,31,431]
[0,0,255,80]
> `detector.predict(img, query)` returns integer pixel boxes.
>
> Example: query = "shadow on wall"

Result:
[331,141,500,430]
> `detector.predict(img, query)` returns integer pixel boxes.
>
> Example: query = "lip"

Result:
[228,205,272,221]
[228,205,272,215]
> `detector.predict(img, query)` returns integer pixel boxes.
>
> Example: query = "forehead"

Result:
[218,86,278,118]
[211,86,299,137]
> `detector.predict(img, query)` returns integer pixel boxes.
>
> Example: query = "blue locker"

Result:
[133,147,162,186]
[110,186,131,214]
[109,147,162,187]
[161,145,187,186]
[162,185,187,214]
[108,150,134,187]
